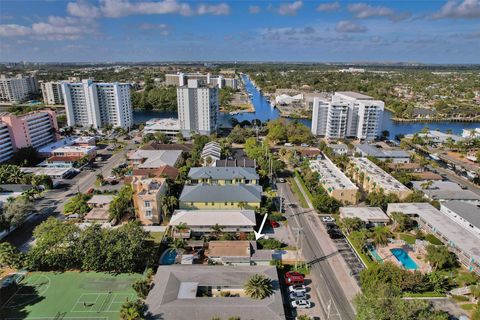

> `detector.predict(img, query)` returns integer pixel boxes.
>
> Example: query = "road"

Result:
[277,182,356,320]
[3,142,134,251]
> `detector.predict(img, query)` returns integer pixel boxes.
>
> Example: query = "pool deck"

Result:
[376,242,430,273]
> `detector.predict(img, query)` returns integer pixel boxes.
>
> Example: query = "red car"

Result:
[285,271,304,286]
[269,220,280,228]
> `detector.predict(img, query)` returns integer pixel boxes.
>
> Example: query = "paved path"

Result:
[279,181,358,320]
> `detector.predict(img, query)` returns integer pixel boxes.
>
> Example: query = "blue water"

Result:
[133,74,480,137]
[160,250,177,265]
[390,248,418,270]
[368,246,383,262]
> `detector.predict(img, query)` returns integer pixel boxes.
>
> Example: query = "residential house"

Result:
[206,241,252,265]
[132,177,168,225]
[328,143,348,155]
[85,195,114,223]
[339,206,390,226]
[128,149,182,169]
[201,141,221,166]
[188,167,259,185]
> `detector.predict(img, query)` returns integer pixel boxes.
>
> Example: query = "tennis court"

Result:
[1,271,142,320]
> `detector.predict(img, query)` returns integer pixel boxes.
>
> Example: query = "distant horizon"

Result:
[1,0,479,64]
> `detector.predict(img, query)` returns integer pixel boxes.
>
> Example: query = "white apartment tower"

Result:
[41,82,64,105]
[311,92,384,141]
[62,80,133,129]
[177,79,219,137]
[0,74,38,104]
[0,122,14,163]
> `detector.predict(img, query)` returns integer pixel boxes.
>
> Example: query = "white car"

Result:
[289,291,307,301]
[288,285,307,294]
[300,143,309,147]
[322,216,335,223]
[291,300,311,309]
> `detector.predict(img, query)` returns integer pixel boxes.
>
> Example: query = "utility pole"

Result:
[292,227,303,270]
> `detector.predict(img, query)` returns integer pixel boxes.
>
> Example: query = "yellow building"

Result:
[179,184,262,210]
[132,177,168,225]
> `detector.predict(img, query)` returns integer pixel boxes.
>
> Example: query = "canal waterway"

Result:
[133,75,480,138]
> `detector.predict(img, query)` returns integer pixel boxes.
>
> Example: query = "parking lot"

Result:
[321,217,365,283]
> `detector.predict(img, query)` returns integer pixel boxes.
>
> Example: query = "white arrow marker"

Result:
[254,214,269,240]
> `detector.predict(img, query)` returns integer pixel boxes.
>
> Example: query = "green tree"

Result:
[0,242,24,268]
[391,212,414,232]
[339,217,365,235]
[11,146,41,167]
[132,279,151,299]
[63,193,90,216]
[2,196,34,230]
[426,245,457,271]
[0,164,27,184]
[370,226,392,247]
[244,274,273,300]
[31,174,53,189]
[108,185,134,222]
[120,299,145,320]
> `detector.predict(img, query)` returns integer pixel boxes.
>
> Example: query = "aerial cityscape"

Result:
[0,1,480,320]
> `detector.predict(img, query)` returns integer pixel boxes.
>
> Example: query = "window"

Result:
[144,201,151,208]
[145,209,152,217]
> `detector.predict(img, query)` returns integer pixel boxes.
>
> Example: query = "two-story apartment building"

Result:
[188,167,259,185]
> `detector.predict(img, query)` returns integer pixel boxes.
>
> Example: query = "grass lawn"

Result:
[402,292,446,298]
[288,178,308,208]
[346,235,377,269]
[424,234,443,245]
[1,271,142,320]
[149,231,165,244]
[460,303,476,311]
[293,171,314,203]
[399,233,416,245]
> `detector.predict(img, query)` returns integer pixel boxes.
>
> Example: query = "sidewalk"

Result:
[293,177,361,304]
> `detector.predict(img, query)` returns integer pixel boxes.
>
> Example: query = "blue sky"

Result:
[0,0,479,63]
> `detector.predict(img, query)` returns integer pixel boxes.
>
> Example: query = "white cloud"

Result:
[348,3,411,22]
[0,24,31,37]
[431,0,480,19]
[278,1,303,16]
[67,0,101,18]
[138,23,170,35]
[316,2,340,12]
[67,0,230,18]
[335,20,367,33]
[249,5,261,14]
[0,16,96,40]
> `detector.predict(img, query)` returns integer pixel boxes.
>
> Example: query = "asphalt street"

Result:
[277,182,356,320]
[3,142,133,251]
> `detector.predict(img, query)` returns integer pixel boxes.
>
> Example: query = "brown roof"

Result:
[47,155,83,162]
[207,241,251,257]
[141,142,193,152]
[413,172,443,180]
[132,165,179,180]
[299,148,321,157]
[84,208,110,222]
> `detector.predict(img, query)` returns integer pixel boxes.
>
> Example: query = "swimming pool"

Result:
[390,248,418,270]
[160,250,177,265]
[368,246,383,262]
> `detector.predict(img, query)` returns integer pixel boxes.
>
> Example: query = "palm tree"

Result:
[238,201,248,209]
[119,299,143,320]
[211,223,223,238]
[420,180,433,190]
[175,222,189,233]
[370,226,392,247]
[244,274,274,300]
[169,238,186,252]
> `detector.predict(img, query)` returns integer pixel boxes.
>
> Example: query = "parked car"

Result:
[289,291,307,301]
[278,178,286,183]
[322,216,335,223]
[86,187,94,194]
[300,143,309,147]
[285,272,305,286]
[291,300,311,309]
[269,220,280,228]
[288,285,307,294]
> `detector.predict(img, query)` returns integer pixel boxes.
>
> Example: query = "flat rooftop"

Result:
[170,209,256,227]
[207,241,251,257]
[335,91,374,100]
[441,201,480,230]
[350,157,410,192]
[128,149,182,168]
[145,265,285,320]
[310,157,358,191]
[20,167,72,177]
[356,143,409,159]
[387,203,480,263]
[340,206,390,222]
[412,180,480,201]
[144,118,180,131]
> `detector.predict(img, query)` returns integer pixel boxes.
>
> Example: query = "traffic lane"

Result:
[280,183,355,320]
